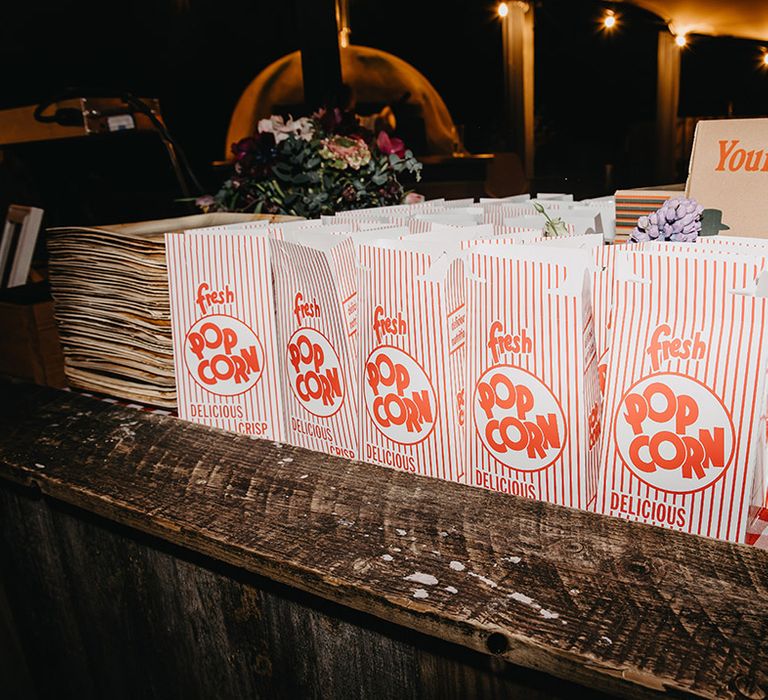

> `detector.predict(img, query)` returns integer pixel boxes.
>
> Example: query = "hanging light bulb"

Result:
[603,11,617,29]
[763,51,768,66]
[498,2,509,18]
[675,33,687,47]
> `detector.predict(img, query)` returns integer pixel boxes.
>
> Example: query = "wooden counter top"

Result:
[2,383,767,699]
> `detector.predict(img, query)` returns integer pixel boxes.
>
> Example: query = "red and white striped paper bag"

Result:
[699,235,768,251]
[165,229,285,440]
[358,242,466,483]
[270,233,359,459]
[464,246,602,508]
[597,250,768,543]
[591,243,643,395]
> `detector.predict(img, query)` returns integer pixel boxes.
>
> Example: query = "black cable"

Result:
[32,88,205,198]
[120,92,205,195]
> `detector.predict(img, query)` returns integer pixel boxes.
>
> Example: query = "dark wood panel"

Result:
[1,384,768,699]
[0,486,611,700]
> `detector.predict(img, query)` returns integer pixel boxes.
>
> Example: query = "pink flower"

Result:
[195,194,215,211]
[258,115,314,144]
[404,192,425,205]
[319,135,371,170]
[377,131,406,159]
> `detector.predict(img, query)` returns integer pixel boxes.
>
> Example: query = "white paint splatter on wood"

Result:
[468,571,497,588]
[404,572,438,586]
[510,592,534,605]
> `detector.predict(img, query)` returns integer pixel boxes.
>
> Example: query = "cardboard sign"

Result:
[597,249,768,543]
[686,118,768,237]
[358,243,466,483]
[464,246,602,509]
[165,229,285,441]
[270,233,359,459]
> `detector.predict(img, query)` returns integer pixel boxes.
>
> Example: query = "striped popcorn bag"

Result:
[165,228,285,441]
[464,245,602,509]
[358,241,466,483]
[270,232,359,459]
[597,249,768,543]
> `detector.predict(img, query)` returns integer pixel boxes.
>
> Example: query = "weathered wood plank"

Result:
[1,384,768,699]
[0,486,612,700]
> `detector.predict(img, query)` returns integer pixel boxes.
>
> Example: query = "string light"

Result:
[603,11,617,30]
[675,33,687,47]
[498,2,509,18]
[763,51,768,66]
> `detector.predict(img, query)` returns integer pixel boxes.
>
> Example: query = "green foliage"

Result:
[205,112,423,218]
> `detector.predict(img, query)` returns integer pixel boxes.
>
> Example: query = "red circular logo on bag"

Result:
[364,345,437,445]
[184,315,265,396]
[613,373,735,494]
[473,365,566,471]
[286,327,345,417]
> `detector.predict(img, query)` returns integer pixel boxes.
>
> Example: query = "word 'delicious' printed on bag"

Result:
[358,245,465,483]
[272,237,359,459]
[166,232,284,440]
[465,249,601,508]
[598,251,768,543]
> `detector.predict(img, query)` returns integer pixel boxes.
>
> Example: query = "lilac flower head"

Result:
[631,197,703,243]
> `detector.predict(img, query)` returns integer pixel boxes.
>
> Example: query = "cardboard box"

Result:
[686,118,768,237]
[0,284,65,387]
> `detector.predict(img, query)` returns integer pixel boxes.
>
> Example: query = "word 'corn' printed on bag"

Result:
[597,250,768,543]
[358,243,466,483]
[165,228,285,441]
[464,246,601,509]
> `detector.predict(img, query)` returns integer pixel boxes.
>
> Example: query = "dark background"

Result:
[2,0,768,221]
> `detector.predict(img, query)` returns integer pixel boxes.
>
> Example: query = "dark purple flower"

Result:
[341,184,357,203]
[314,106,366,138]
[230,132,278,179]
[231,137,258,161]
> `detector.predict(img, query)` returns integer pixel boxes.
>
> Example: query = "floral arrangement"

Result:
[197,108,422,218]
[632,197,703,243]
